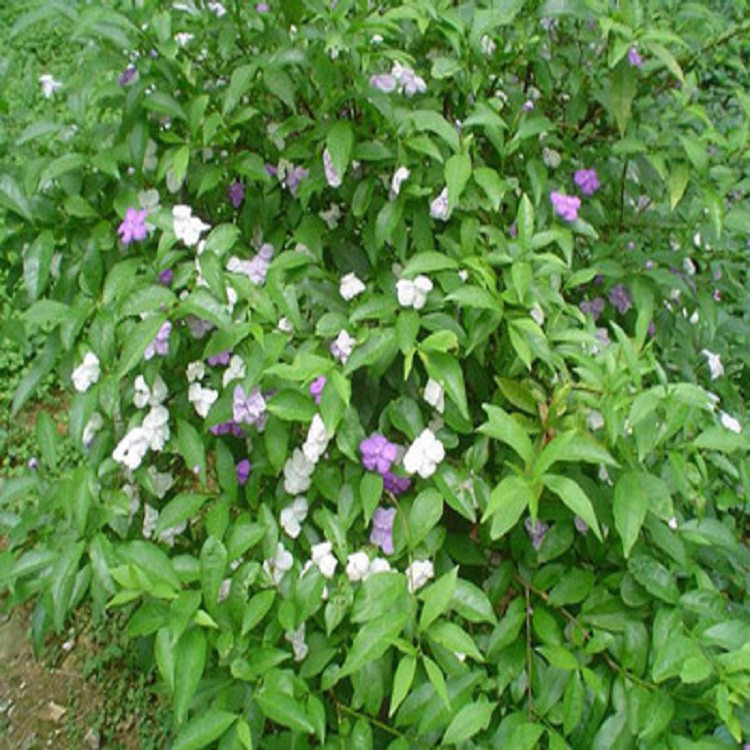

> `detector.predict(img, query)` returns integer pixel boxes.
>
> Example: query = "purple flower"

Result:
[370,73,397,93]
[628,48,643,68]
[117,207,148,244]
[522,99,535,112]
[210,420,245,437]
[648,321,655,337]
[265,163,278,177]
[309,375,326,405]
[579,297,605,322]
[236,459,251,486]
[370,507,396,555]
[608,284,633,314]
[118,65,139,87]
[227,180,245,209]
[573,168,600,196]
[383,471,411,495]
[323,148,342,188]
[158,268,174,286]
[144,321,172,360]
[28,457,39,471]
[574,516,588,534]
[645,260,654,270]
[256,2,269,11]
[207,351,231,366]
[283,165,309,197]
[360,434,398,476]
[550,192,581,222]
[525,517,549,551]
[233,385,267,427]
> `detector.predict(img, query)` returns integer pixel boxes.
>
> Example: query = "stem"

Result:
[524,581,534,719]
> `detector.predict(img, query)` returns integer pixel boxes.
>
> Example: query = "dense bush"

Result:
[1,0,750,746]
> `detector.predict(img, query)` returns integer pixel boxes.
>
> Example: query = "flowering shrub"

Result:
[1,0,750,747]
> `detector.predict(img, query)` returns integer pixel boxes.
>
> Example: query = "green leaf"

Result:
[351,572,408,624]
[473,167,507,211]
[427,621,483,662]
[172,711,237,750]
[613,472,649,557]
[174,628,206,724]
[255,690,314,734]
[23,231,54,301]
[177,419,206,484]
[0,174,33,221]
[541,474,602,541]
[443,701,494,745]
[263,67,296,110]
[668,162,689,209]
[537,645,579,670]
[409,489,444,548]
[628,554,679,604]
[200,537,227,609]
[419,566,458,631]
[267,389,317,422]
[326,120,354,178]
[548,569,595,606]
[422,352,469,419]
[451,579,497,625]
[610,61,637,136]
[142,91,187,120]
[36,411,58,469]
[409,110,460,152]
[563,671,584,736]
[423,655,450,709]
[242,590,276,635]
[516,194,534,251]
[338,611,407,679]
[375,200,403,248]
[154,494,208,537]
[389,655,416,717]
[479,405,534,465]
[402,251,458,276]
[116,315,167,379]
[444,153,471,210]
[359,472,383,525]
[483,475,532,539]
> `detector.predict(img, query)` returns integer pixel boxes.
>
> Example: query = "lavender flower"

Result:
[525,517,549,551]
[265,163,278,177]
[158,268,174,286]
[256,2,269,11]
[118,207,148,244]
[574,516,588,534]
[144,321,172,360]
[227,180,245,208]
[323,148,342,188]
[370,507,396,555]
[628,48,643,67]
[522,99,535,112]
[236,459,251,486]
[360,434,398,476]
[579,297,605,322]
[207,351,231,366]
[209,420,245,437]
[370,73,397,93]
[573,168,601,196]
[118,65,139,87]
[608,284,633,314]
[550,192,581,222]
[309,375,326,405]
[233,385,267,427]
[383,471,411,495]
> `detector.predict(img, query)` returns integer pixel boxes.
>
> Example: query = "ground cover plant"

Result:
[1,0,750,747]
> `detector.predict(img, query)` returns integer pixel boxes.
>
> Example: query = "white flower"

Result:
[142,504,159,539]
[392,61,426,97]
[173,205,210,247]
[720,412,742,434]
[217,579,231,603]
[406,559,434,593]
[542,147,561,169]
[283,448,315,494]
[424,379,445,414]
[668,517,678,530]
[346,551,371,582]
[280,497,308,539]
[186,361,206,383]
[174,32,194,46]
[39,74,62,98]
[390,166,410,199]
[285,623,308,662]
[683,257,697,276]
[330,329,355,364]
[429,187,450,221]
[302,414,329,464]
[396,275,433,310]
[82,413,104,448]
[481,34,497,56]
[207,0,227,16]
[143,405,170,451]
[226,285,238,313]
[278,316,293,333]
[71,353,100,393]
[188,383,218,418]
[587,411,605,431]
[693,232,701,248]
[598,464,612,484]
[701,350,724,380]
[365,558,391,579]
[133,374,168,408]
[340,272,366,301]
[311,541,338,579]
[530,303,545,327]
[690,310,700,325]
[403,428,445,479]
[222,355,246,387]
[263,543,294,584]
[113,427,151,471]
